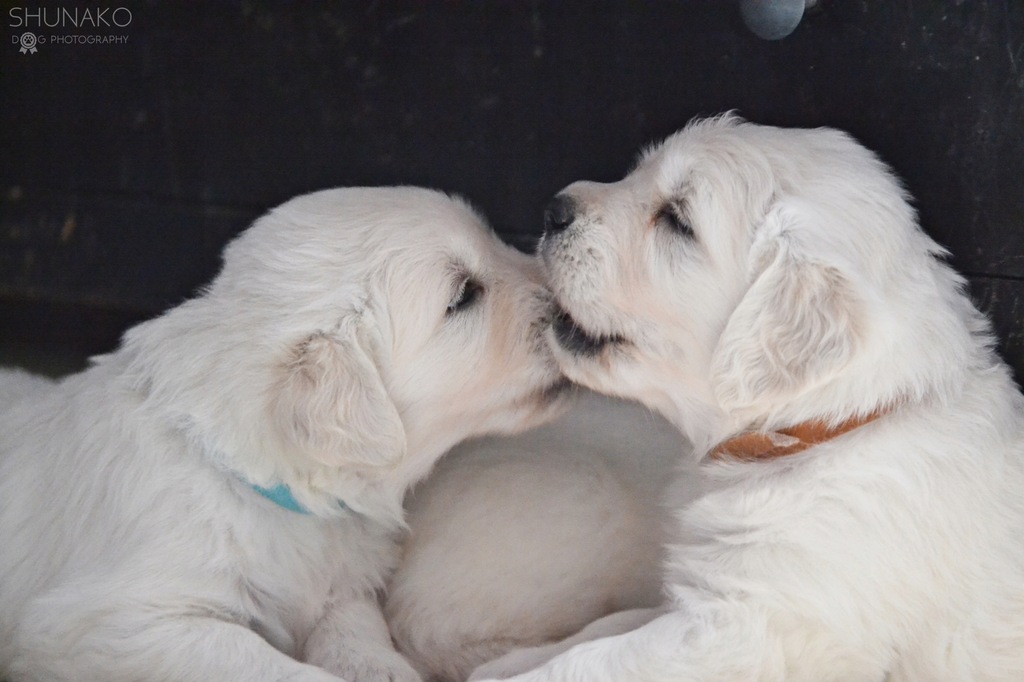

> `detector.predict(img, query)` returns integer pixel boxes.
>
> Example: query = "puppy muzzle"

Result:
[552,306,624,356]
[543,194,578,235]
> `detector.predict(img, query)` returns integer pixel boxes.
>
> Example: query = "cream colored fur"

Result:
[0,187,566,682]
[473,116,1024,681]
[386,391,687,682]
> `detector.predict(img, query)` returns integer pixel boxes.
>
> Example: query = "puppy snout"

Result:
[543,194,577,235]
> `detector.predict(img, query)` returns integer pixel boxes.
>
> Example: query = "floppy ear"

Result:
[710,212,860,414]
[270,312,407,469]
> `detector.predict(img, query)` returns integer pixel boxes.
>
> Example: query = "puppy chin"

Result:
[537,375,575,414]
[545,325,617,392]
[475,380,573,440]
[524,370,576,424]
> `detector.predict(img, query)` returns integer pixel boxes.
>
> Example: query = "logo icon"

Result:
[19,32,38,54]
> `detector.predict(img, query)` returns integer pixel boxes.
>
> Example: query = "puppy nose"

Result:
[543,195,577,235]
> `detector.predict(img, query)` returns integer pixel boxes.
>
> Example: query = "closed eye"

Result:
[655,203,695,239]
[447,277,484,315]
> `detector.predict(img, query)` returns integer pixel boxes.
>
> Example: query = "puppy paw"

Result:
[469,645,550,680]
[323,648,422,682]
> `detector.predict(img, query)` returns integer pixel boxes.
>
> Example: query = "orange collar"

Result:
[709,410,888,462]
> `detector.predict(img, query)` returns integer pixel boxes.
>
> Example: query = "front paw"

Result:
[469,645,549,681]
[319,647,422,682]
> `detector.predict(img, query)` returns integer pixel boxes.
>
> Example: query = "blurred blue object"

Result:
[740,0,807,40]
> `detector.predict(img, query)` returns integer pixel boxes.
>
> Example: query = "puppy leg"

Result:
[469,607,664,680]
[12,609,343,682]
[305,594,421,682]
[470,606,770,682]
[472,602,888,682]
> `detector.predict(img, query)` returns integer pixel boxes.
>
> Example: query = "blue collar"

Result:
[248,482,349,515]
[250,483,311,514]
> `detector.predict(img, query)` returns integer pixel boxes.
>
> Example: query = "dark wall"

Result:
[2,1,1023,373]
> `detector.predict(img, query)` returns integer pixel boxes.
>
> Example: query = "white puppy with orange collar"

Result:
[474,116,1024,681]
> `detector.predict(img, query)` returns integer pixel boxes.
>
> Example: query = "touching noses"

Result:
[543,194,577,236]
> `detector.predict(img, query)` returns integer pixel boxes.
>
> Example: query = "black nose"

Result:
[543,194,577,235]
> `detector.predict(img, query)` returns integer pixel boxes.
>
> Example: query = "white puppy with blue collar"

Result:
[0,187,567,682]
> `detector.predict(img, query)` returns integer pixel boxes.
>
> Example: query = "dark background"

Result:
[2,1,1023,378]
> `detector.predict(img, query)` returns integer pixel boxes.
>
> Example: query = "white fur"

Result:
[473,117,1024,681]
[386,391,688,682]
[0,369,52,406]
[0,187,567,682]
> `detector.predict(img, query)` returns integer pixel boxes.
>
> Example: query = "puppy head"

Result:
[125,187,565,508]
[542,115,977,438]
